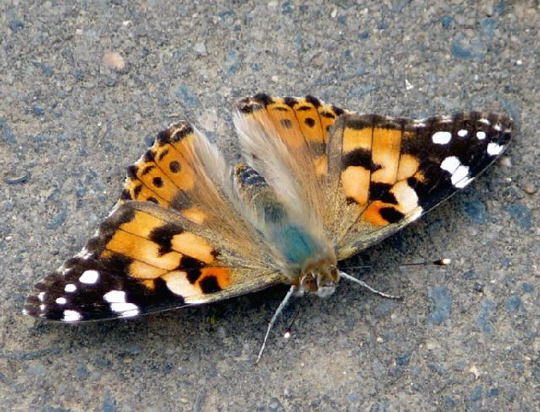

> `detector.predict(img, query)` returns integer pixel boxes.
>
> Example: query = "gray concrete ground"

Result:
[1,1,538,410]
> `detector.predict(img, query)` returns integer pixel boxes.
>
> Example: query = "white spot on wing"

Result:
[104,290,126,303]
[110,302,139,313]
[487,142,504,156]
[441,156,461,173]
[79,270,99,284]
[439,115,452,123]
[76,247,93,260]
[476,131,486,140]
[38,292,45,302]
[391,181,419,213]
[451,165,470,186]
[40,304,46,311]
[479,118,490,125]
[65,284,77,293]
[63,310,82,322]
[103,290,139,315]
[56,297,67,305]
[494,124,502,131]
[432,131,452,144]
[441,156,471,188]
[457,129,468,137]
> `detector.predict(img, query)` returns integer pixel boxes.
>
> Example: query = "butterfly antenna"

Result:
[339,272,403,300]
[344,258,451,271]
[256,285,296,364]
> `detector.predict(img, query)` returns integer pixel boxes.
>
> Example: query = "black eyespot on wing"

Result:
[304,117,316,127]
[199,276,221,294]
[369,182,398,204]
[127,165,138,179]
[332,106,345,116]
[180,256,205,284]
[320,111,336,119]
[342,148,382,172]
[172,123,193,141]
[379,207,405,223]
[253,93,274,106]
[141,165,155,176]
[169,160,181,173]
[157,130,171,146]
[120,189,132,200]
[133,184,143,197]
[144,151,155,162]
[158,149,169,161]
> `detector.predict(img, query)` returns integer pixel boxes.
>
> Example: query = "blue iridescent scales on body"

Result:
[234,164,324,267]
[270,223,321,265]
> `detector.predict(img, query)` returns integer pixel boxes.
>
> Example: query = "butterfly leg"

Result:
[339,272,402,300]
[255,285,297,364]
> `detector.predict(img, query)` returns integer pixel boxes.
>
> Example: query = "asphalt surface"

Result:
[1,1,538,410]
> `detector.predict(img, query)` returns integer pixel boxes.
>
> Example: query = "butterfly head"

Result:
[296,257,340,298]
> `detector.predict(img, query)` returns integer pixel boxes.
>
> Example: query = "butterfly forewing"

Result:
[333,112,512,258]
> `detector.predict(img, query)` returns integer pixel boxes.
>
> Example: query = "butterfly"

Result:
[24,94,512,358]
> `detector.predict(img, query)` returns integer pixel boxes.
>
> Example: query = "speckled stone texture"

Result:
[1,1,538,410]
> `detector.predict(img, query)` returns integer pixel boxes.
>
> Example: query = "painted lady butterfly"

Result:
[24,94,512,359]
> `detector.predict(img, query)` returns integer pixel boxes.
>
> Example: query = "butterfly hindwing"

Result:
[234,95,349,255]
[235,94,347,178]
[24,201,283,321]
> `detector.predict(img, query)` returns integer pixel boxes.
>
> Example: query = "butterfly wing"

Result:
[327,112,513,259]
[234,94,348,251]
[25,122,282,322]
[234,95,512,261]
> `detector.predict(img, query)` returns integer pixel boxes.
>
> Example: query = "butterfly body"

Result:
[24,94,513,323]
[234,163,338,296]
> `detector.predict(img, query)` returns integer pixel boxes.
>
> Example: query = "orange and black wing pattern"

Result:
[236,93,347,176]
[331,112,513,258]
[24,121,281,322]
